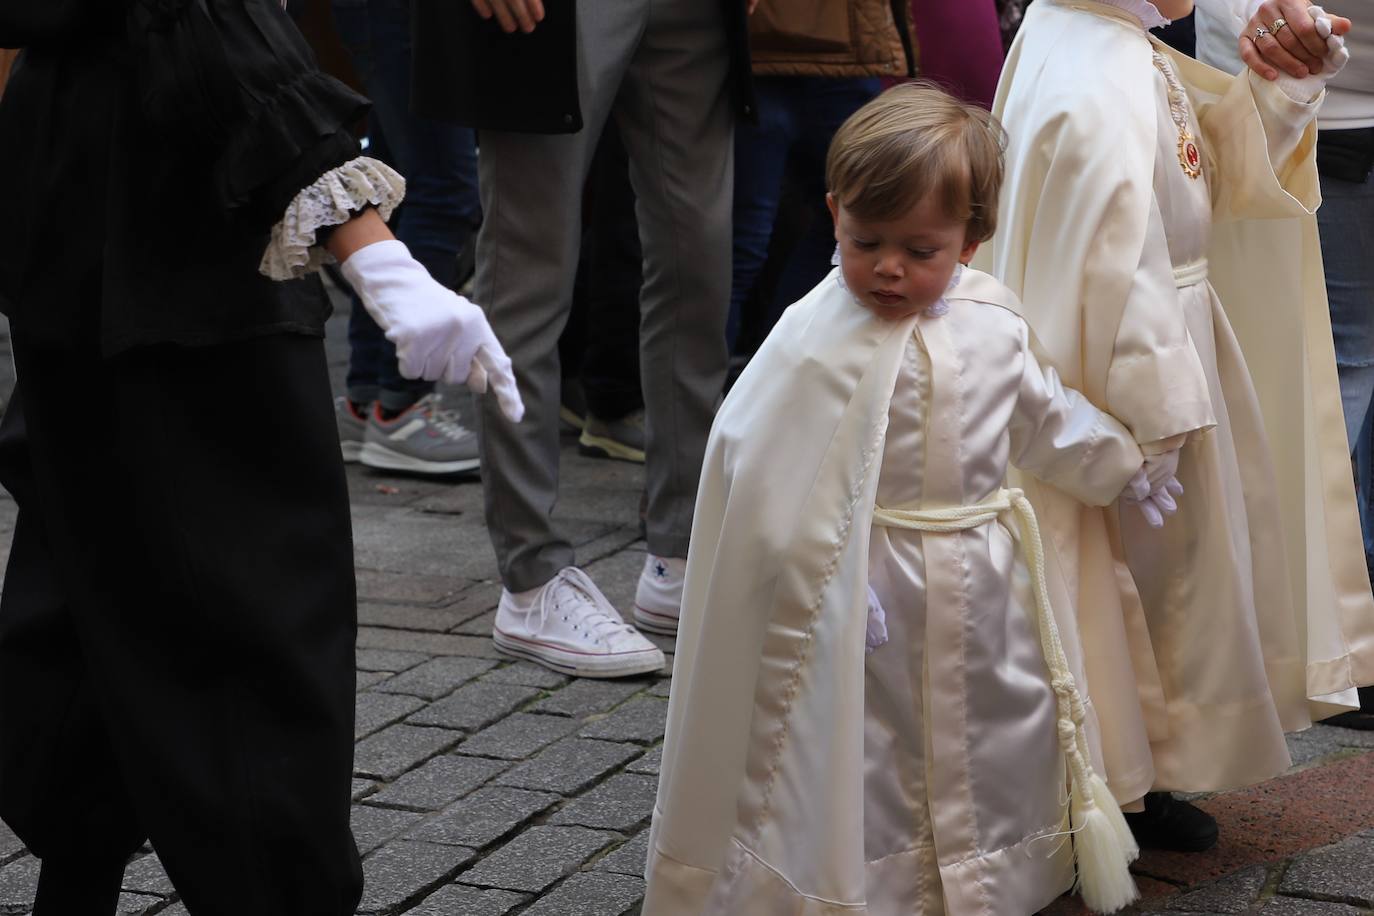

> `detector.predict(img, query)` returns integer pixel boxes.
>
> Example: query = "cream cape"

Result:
[643,268,1144,915]
[980,0,1374,802]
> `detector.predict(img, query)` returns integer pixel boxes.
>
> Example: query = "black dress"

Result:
[0,3,369,912]
[0,0,366,351]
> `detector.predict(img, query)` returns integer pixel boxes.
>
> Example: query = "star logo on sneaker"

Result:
[654,561,668,580]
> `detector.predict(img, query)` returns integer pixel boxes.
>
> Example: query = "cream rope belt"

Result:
[872,488,1140,909]
[1173,258,1208,288]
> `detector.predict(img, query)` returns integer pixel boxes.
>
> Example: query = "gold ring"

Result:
[1255,25,1271,40]
[1271,17,1289,35]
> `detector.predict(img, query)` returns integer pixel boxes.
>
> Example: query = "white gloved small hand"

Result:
[1142,448,1180,491]
[340,239,525,422]
[1122,453,1184,529]
[1275,5,1349,101]
[865,584,889,654]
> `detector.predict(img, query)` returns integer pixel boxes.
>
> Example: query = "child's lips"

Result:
[871,290,905,305]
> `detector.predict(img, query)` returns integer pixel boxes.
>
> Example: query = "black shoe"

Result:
[1122,792,1219,853]
[1323,685,1374,730]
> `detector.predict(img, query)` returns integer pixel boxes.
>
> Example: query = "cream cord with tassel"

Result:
[874,489,1140,913]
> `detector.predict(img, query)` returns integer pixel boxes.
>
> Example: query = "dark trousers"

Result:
[0,331,362,915]
[332,0,481,411]
[563,126,645,422]
[728,76,879,351]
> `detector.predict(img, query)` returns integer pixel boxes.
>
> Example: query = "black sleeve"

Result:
[129,0,369,229]
[0,1,122,47]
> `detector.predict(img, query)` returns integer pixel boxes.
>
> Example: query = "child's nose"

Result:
[875,255,903,278]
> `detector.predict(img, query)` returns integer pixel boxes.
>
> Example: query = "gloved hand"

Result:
[1122,452,1184,529]
[1275,5,1350,101]
[1142,448,1180,491]
[865,585,889,654]
[340,239,525,422]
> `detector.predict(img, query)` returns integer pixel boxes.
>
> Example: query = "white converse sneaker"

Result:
[492,567,666,678]
[632,555,685,635]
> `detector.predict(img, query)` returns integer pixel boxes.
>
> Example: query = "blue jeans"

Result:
[332,0,481,410]
[728,77,879,350]
[1318,167,1374,563]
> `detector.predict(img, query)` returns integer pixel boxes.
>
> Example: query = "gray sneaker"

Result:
[335,396,367,463]
[579,409,645,464]
[360,393,481,475]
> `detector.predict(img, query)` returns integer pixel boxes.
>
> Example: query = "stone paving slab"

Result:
[120,853,174,897]
[354,724,463,780]
[1260,899,1367,915]
[518,871,646,916]
[352,805,425,856]
[0,856,39,913]
[356,692,427,740]
[460,713,583,760]
[373,657,498,701]
[1277,833,1374,905]
[367,754,511,812]
[578,697,669,745]
[548,773,658,832]
[357,840,475,914]
[592,831,651,878]
[403,885,528,916]
[407,787,560,848]
[405,681,541,731]
[493,738,643,796]
[458,825,619,893]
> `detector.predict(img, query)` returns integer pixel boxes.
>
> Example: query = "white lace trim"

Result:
[259,156,407,281]
[1095,0,1170,30]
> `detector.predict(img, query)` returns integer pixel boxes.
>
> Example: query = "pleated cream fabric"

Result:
[644,268,1145,915]
[980,0,1374,806]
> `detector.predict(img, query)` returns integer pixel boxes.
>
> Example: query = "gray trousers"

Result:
[475,0,734,592]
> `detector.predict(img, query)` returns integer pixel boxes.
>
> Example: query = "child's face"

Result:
[827,192,979,321]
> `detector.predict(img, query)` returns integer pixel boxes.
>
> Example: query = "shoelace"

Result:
[537,568,637,647]
[412,394,473,440]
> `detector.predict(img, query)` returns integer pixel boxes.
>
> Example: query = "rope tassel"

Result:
[875,489,1139,913]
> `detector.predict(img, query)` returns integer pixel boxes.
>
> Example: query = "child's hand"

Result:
[1122,451,1184,529]
[865,585,889,654]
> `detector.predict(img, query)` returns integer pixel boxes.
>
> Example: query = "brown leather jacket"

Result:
[749,0,917,78]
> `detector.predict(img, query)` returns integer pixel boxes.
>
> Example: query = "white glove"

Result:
[340,240,525,422]
[1275,5,1349,101]
[865,585,889,654]
[1122,449,1184,529]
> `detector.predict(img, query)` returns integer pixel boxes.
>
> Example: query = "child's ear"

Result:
[959,237,981,265]
[826,193,841,239]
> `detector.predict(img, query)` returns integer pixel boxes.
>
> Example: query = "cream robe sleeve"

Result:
[1194,64,1323,221]
[1010,322,1146,507]
[991,65,1218,449]
[1104,193,1219,447]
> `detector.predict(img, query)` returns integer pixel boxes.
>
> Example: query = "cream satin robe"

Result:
[644,269,1143,916]
[866,300,1138,914]
[986,0,1374,808]
[1114,48,1308,788]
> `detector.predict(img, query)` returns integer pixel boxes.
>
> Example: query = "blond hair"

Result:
[825,82,1006,243]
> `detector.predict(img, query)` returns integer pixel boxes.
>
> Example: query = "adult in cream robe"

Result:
[643,267,1144,915]
[982,0,1374,807]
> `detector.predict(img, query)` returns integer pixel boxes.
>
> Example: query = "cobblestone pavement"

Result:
[0,309,1373,914]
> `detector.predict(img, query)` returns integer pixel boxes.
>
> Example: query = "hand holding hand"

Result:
[1240,0,1351,82]
[865,585,889,654]
[340,240,525,422]
[472,0,545,33]
[1122,450,1184,529]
